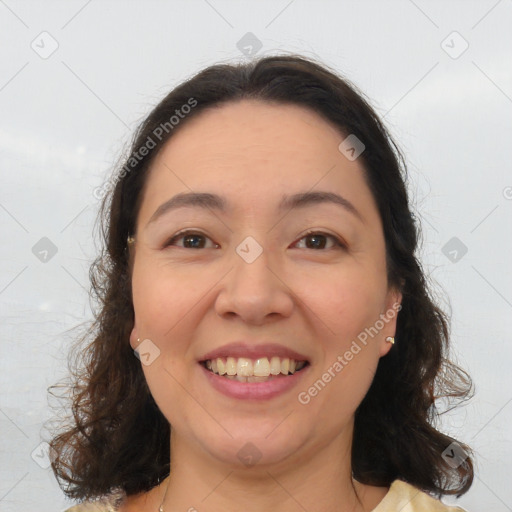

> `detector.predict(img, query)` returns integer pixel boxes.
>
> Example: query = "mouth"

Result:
[200,356,310,383]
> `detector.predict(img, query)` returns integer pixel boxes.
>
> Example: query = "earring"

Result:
[386,336,395,345]
[127,235,135,245]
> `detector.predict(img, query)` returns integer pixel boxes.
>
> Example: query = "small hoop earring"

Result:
[386,336,395,345]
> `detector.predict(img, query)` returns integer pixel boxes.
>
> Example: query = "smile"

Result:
[202,356,309,382]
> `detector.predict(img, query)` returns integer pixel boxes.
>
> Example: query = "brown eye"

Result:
[294,232,346,250]
[164,231,218,249]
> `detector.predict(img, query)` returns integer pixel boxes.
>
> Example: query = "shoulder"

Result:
[62,489,126,512]
[63,500,117,512]
[372,479,470,512]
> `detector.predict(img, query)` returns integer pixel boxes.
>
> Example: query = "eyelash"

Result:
[163,229,347,251]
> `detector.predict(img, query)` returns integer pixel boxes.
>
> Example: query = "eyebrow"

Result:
[146,190,363,227]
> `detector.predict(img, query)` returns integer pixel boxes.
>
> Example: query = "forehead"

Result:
[136,99,379,226]
[157,99,345,168]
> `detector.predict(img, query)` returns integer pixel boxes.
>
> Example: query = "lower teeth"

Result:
[208,372,300,382]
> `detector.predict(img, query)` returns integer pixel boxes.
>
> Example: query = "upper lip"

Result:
[199,341,310,362]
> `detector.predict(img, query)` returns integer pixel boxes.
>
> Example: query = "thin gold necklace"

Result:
[157,475,361,511]
[158,476,171,512]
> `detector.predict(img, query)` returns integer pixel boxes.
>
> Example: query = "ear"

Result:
[379,287,403,357]
[129,321,140,351]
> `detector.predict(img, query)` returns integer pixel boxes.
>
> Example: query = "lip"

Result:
[200,362,310,400]
[199,341,310,363]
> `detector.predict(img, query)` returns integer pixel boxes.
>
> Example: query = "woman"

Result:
[50,54,474,511]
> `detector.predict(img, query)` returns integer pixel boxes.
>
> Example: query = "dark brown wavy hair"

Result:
[48,54,474,505]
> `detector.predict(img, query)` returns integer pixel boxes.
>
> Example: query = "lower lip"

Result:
[199,363,310,400]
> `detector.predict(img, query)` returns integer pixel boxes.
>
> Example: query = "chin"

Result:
[192,418,310,470]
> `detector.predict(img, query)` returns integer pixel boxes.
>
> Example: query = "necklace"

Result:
[157,474,364,511]
[158,476,171,512]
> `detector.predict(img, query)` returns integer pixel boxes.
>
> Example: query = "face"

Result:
[129,100,401,470]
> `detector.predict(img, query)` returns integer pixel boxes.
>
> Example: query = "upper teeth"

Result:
[205,357,306,377]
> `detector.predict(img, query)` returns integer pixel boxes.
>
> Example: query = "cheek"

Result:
[132,260,200,334]
[133,262,198,423]
[141,363,192,429]
[309,354,379,433]
[294,264,384,403]
[291,262,385,340]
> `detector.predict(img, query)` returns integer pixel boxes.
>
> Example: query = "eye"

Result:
[293,231,346,250]
[163,230,219,249]
[163,230,346,251]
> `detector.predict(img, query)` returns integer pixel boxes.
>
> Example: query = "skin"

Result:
[122,99,402,512]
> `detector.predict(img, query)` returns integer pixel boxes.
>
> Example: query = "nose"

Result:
[214,244,294,325]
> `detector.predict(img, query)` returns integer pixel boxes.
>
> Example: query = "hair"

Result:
[48,54,474,505]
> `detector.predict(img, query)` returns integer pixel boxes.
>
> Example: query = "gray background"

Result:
[0,1,511,511]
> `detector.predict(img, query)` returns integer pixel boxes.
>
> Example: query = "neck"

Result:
[160,426,380,512]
